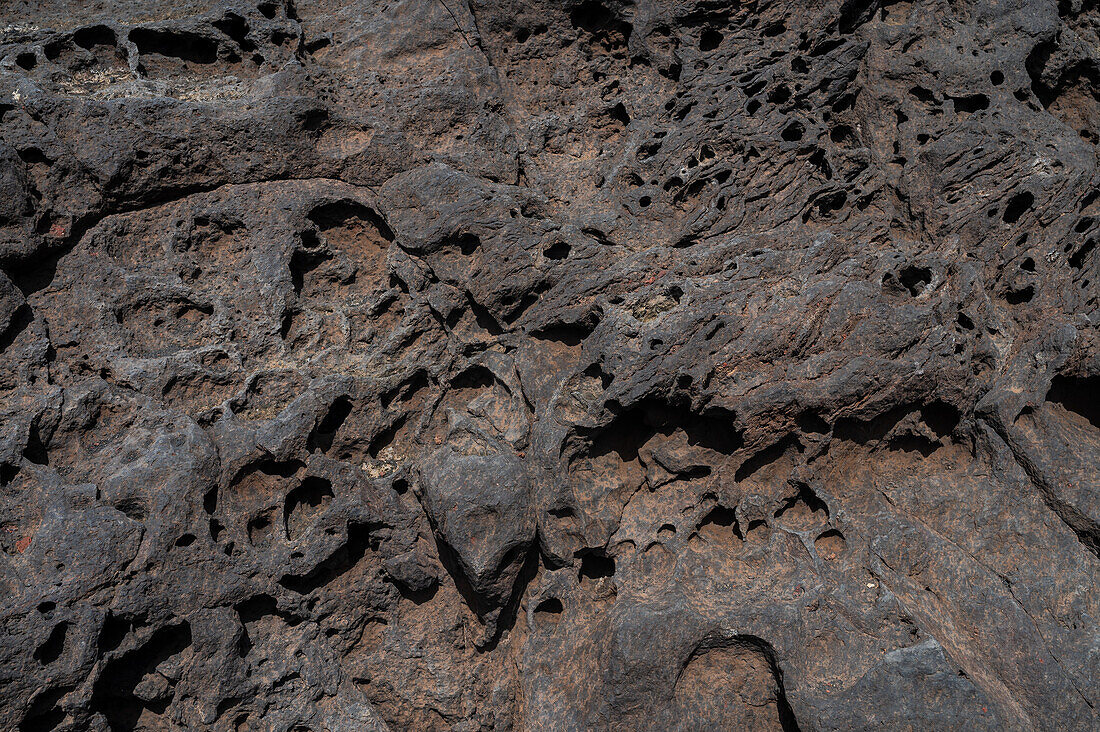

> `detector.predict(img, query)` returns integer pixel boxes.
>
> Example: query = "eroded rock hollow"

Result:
[1,0,1098,729]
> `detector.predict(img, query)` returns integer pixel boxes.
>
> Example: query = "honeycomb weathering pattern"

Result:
[0,0,1099,729]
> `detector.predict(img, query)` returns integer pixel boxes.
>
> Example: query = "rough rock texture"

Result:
[0,0,1098,729]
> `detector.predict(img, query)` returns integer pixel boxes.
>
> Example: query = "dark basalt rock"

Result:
[0,0,1098,729]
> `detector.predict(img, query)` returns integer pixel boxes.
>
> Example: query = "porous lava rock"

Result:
[1,0,1099,729]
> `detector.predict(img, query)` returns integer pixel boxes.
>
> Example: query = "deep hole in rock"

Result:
[97,612,140,654]
[534,597,564,620]
[19,685,72,732]
[699,29,723,51]
[34,623,67,665]
[1047,374,1100,429]
[834,402,953,452]
[1005,285,1035,304]
[921,401,960,437]
[577,550,615,581]
[213,13,252,47]
[1002,191,1034,224]
[129,28,218,64]
[22,423,49,466]
[279,522,376,594]
[588,400,742,461]
[90,622,192,729]
[570,0,612,32]
[570,0,632,55]
[899,265,932,296]
[73,25,116,49]
[951,94,989,113]
[544,241,571,259]
[308,396,352,453]
[284,476,335,540]
[203,488,217,516]
[366,416,405,459]
[533,322,593,346]
[1070,239,1095,269]
[797,411,830,434]
[781,121,805,141]
[609,102,630,126]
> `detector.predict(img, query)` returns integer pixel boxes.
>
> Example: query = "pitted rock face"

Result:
[0,0,1098,729]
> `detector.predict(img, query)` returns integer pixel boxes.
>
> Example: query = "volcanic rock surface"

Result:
[1,0,1099,729]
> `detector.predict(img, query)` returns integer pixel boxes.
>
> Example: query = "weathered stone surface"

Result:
[0,0,1098,729]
